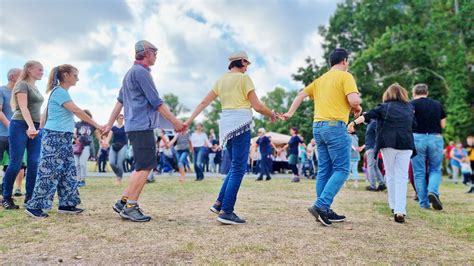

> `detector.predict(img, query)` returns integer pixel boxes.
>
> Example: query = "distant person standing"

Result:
[281,127,303,183]
[105,40,184,222]
[169,129,193,182]
[348,132,363,187]
[2,61,44,209]
[410,83,446,210]
[465,136,474,194]
[97,135,109,173]
[364,120,386,191]
[444,141,455,178]
[450,141,468,185]
[255,128,276,181]
[107,114,128,185]
[0,68,21,194]
[191,123,209,181]
[285,48,362,226]
[74,109,100,187]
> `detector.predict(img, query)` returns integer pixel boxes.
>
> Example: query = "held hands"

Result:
[173,120,187,133]
[351,106,363,118]
[26,126,39,139]
[347,122,355,133]
[269,111,287,123]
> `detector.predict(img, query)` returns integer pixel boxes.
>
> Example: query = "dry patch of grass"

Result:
[0,176,472,264]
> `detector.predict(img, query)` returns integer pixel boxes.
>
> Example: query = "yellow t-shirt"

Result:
[303,69,359,123]
[212,72,255,109]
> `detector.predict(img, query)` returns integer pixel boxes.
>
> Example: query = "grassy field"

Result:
[0,175,472,264]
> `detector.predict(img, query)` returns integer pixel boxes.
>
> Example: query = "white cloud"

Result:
[0,0,340,124]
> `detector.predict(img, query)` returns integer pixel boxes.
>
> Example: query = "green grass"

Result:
[0,176,472,264]
[372,181,474,242]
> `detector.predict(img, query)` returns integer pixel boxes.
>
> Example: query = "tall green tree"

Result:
[163,93,190,117]
[318,0,474,140]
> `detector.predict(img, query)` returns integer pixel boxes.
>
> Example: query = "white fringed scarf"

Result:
[218,108,253,147]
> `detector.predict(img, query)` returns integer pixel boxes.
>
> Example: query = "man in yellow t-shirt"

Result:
[284,48,362,227]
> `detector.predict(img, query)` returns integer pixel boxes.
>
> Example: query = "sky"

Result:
[0,0,340,123]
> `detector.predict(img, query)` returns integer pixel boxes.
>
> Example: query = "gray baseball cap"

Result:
[135,40,157,54]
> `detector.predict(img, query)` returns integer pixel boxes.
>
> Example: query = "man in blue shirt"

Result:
[105,40,185,222]
[256,128,276,181]
[0,68,21,195]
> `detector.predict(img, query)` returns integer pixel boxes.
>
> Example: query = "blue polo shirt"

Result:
[118,63,164,132]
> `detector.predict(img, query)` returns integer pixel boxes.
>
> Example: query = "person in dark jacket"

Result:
[364,120,386,191]
[348,83,416,223]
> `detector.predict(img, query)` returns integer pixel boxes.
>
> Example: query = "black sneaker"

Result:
[377,184,387,191]
[307,206,332,227]
[120,204,152,222]
[466,187,474,194]
[210,203,221,214]
[58,206,84,214]
[217,212,246,225]
[256,177,263,181]
[113,200,126,214]
[394,214,405,223]
[2,198,19,210]
[328,209,346,222]
[428,192,443,210]
[265,176,272,181]
[291,177,300,183]
[14,188,22,197]
[25,208,49,219]
[366,186,378,192]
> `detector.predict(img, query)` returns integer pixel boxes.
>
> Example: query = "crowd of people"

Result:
[0,42,472,226]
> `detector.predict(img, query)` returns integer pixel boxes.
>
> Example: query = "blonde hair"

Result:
[46,64,78,93]
[11,60,42,110]
[382,83,409,103]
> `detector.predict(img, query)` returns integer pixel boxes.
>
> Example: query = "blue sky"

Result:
[0,0,340,123]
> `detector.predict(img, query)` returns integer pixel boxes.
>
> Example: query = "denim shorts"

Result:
[127,130,157,171]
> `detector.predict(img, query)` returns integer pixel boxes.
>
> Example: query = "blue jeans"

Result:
[350,160,360,180]
[176,150,189,169]
[193,147,206,179]
[312,121,351,211]
[412,133,444,208]
[217,131,251,214]
[2,120,41,200]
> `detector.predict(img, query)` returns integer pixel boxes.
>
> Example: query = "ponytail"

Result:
[45,64,78,94]
[46,66,59,93]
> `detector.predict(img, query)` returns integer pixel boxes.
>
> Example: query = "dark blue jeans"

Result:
[2,120,41,200]
[259,153,272,178]
[217,131,251,214]
[193,147,206,180]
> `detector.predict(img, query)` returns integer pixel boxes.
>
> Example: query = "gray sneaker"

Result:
[217,212,246,225]
[119,204,152,222]
[113,200,126,214]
